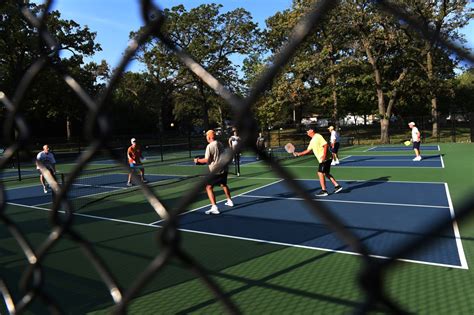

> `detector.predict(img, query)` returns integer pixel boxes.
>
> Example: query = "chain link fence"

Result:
[1,0,473,314]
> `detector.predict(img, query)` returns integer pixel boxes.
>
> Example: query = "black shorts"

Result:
[206,171,228,187]
[318,159,332,174]
[413,141,421,150]
[331,142,340,153]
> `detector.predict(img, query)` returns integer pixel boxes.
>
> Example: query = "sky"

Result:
[42,0,473,72]
[47,0,293,72]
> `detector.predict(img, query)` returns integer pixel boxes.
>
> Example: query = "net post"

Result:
[16,150,21,181]
[160,133,164,162]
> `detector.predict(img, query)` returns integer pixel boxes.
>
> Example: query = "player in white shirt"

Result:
[228,129,241,176]
[408,122,422,161]
[328,126,340,165]
[36,144,57,193]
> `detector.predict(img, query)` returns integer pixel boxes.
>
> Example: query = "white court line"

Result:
[34,175,185,207]
[341,159,442,162]
[173,226,465,270]
[240,194,450,209]
[224,176,448,185]
[245,165,444,169]
[148,178,284,225]
[8,179,464,269]
[6,202,159,228]
[445,183,468,269]
[440,155,445,168]
[338,155,352,161]
[364,146,376,152]
[6,201,464,269]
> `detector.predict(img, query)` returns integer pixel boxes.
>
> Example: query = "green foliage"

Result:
[0,0,103,138]
[135,3,261,130]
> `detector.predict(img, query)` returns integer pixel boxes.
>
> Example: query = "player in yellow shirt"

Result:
[294,127,342,196]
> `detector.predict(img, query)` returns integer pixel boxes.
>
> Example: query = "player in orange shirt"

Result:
[127,138,147,186]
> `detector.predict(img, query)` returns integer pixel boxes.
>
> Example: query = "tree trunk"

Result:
[328,45,339,127]
[199,85,210,130]
[363,40,389,143]
[380,118,390,144]
[331,74,338,126]
[427,51,438,137]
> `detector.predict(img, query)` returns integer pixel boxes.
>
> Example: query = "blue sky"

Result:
[48,0,293,72]
[45,0,473,72]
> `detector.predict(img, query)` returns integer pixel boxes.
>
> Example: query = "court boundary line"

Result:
[444,183,468,269]
[32,175,188,207]
[148,178,284,225]
[362,145,440,152]
[440,154,445,168]
[5,200,464,269]
[6,179,465,270]
[239,194,450,209]
[174,226,466,269]
[246,165,444,169]
[158,179,466,269]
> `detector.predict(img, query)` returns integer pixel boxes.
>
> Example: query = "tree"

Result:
[262,0,355,127]
[397,0,472,137]
[343,0,417,143]
[135,4,261,131]
[0,1,102,139]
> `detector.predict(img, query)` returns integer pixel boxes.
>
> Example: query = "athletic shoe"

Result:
[142,178,148,183]
[413,156,422,161]
[316,190,329,197]
[334,185,343,194]
[205,205,220,215]
[43,186,48,194]
[331,161,336,166]
[126,182,132,187]
[225,200,234,207]
[237,172,240,177]
[335,160,340,165]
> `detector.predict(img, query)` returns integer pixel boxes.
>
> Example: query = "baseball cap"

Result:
[408,122,415,126]
[131,138,136,143]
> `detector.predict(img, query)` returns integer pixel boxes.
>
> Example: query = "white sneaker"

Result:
[413,156,422,161]
[225,199,234,207]
[335,160,340,165]
[205,205,220,215]
[331,161,336,166]
[43,186,48,194]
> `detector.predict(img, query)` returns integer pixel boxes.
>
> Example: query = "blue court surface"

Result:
[175,156,261,166]
[367,145,440,152]
[337,155,444,168]
[4,173,183,207]
[156,179,466,268]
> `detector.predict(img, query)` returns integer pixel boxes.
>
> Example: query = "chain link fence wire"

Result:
[1,0,473,313]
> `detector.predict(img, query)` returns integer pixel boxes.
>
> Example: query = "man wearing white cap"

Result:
[328,126,340,165]
[408,122,422,161]
[127,138,147,186]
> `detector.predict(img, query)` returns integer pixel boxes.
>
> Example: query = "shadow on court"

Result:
[420,154,444,160]
[336,176,390,194]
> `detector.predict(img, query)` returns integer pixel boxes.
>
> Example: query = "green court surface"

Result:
[1,143,473,314]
